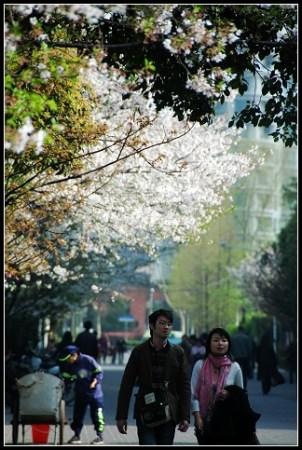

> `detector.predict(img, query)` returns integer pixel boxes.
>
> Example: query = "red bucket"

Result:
[31,424,50,444]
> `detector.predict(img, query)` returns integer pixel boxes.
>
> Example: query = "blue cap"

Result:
[58,345,79,361]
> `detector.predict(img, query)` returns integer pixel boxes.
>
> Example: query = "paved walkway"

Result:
[4,411,298,447]
[4,361,297,446]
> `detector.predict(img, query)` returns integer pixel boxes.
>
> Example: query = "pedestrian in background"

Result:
[180,334,192,375]
[98,333,110,364]
[285,340,297,384]
[190,336,206,366]
[257,328,283,395]
[55,331,73,359]
[116,309,190,445]
[231,325,253,389]
[59,345,105,445]
[75,320,98,359]
[191,327,243,445]
[116,338,127,365]
[110,340,117,364]
[248,336,258,379]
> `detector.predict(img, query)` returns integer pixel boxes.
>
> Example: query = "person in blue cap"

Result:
[59,344,105,444]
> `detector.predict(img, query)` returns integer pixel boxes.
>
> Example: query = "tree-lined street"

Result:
[5,6,297,446]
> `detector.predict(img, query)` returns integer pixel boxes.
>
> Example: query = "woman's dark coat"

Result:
[203,385,261,445]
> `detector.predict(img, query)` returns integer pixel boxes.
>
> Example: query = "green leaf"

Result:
[193,5,203,14]
[144,58,156,72]
[5,74,14,90]
[46,99,58,112]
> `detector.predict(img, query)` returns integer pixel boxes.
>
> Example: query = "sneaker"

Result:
[90,435,104,445]
[67,435,82,444]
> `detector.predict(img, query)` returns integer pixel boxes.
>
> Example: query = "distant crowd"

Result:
[49,320,128,366]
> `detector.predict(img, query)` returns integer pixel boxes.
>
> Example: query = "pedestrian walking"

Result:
[180,334,192,375]
[248,336,257,379]
[74,320,98,359]
[110,341,117,364]
[59,345,105,445]
[191,327,244,445]
[98,333,110,364]
[200,384,261,444]
[115,309,190,445]
[256,328,284,395]
[190,336,206,366]
[116,338,127,365]
[231,325,253,389]
[285,340,297,384]
[55,331,74,359]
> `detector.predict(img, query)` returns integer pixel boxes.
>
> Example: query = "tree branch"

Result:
[22,37,296,51]
[38,124,195,188]
[23,39,144,49]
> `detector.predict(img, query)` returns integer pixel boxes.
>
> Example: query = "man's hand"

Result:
[116,419,127,434]
[178,420,189,432]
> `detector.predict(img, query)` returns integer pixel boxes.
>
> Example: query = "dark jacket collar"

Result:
[149,338,171,351]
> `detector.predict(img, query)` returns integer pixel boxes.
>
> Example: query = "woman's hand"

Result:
[193,412,203,430]
[178,420,189,432]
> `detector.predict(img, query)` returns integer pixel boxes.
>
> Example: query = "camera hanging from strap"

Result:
[140,346,176,427]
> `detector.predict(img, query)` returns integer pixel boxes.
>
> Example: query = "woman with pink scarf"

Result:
[191,327,243,444]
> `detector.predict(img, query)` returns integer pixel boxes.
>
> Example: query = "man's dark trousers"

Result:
[136,416,176,445]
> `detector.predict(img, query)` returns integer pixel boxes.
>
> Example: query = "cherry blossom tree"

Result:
[74,60,263,255]
[5,52,264,281]
[5,4,265,285]
[6,5,275,347]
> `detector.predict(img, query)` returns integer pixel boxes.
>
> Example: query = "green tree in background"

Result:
[167,209,248,334]
[272,181,297,330]
[234,179,297,332]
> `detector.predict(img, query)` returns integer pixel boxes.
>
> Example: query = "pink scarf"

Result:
[196,354,232,418]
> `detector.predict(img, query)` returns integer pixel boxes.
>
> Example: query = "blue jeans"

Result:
[136,416,176,445]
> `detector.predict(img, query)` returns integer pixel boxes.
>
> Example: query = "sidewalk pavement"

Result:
[4,361,297,446]
[4,410,298,447]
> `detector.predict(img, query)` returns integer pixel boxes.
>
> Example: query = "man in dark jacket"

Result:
[74,320,98,359]
[115,309,190,445]
[59,345,105,445]
[231,326,253,389]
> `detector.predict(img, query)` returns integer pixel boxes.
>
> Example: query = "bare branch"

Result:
[35,124,195,188]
